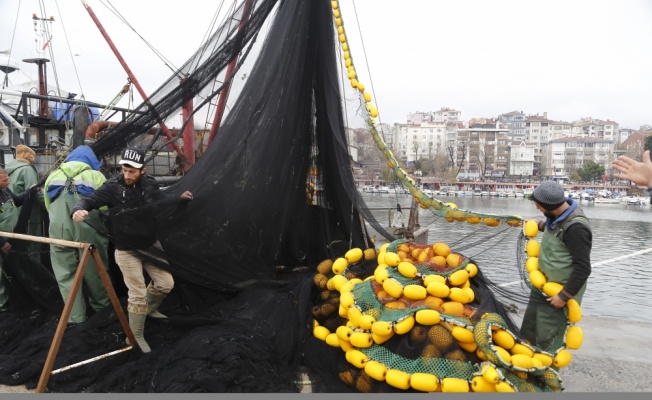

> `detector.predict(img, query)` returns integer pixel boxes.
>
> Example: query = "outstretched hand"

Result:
[612,150,652,187]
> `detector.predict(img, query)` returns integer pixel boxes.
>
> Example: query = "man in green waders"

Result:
[521,180,592,352]
[44,145,110,324]
[6,145,46,264]
[0,168,33,311]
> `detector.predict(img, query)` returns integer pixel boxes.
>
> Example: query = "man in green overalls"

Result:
[0,168,31,310]
[44,146,110,324]
[6,145,46,265]
[521,180,592,352]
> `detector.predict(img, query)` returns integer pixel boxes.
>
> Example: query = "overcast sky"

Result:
[2,0,651,129]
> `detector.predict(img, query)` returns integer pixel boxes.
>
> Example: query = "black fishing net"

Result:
[0,0,561,393]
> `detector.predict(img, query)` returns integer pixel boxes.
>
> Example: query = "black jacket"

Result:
[71,175,182,250]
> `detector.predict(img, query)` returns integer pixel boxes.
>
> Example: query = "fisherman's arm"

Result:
[559,224,593,302]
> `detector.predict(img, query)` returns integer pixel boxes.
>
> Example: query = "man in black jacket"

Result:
[71,148,192,353]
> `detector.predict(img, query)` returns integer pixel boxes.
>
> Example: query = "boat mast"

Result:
[80,0,187,167]
[207,0,254,145]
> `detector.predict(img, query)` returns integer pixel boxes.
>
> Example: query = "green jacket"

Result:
[5,159,44,235]
[44,161,107,212]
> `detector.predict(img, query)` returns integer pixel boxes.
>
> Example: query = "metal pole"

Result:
[208,0,255,145]
[79,0,185,162]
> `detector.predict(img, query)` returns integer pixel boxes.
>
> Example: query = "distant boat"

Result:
[593,197,621,204]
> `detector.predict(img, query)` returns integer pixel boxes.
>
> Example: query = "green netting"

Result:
[361,344,475,379]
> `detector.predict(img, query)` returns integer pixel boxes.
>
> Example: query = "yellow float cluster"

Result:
[522,220,584,366]
[312,239,566,392]
[331,1,378,125]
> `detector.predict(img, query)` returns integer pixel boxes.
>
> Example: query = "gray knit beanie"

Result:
[531,180,566,210]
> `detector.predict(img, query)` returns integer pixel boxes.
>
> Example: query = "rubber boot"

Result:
[127,312,151,353]
[146,291,168,319]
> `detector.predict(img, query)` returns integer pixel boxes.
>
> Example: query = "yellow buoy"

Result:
[481,364,500,383]
[393,315,415,335]
[345,349,368,368]
[484,217,501,227]
[403,284,427,300]
[363,92,372,102]
[332,257,349,275]
[440,301,464,316]
[358,314,376,331]
[333,9,341,19]
[511,353,534,370]
[336,325,352,342]
[492,329,515,350]
[494,346,512,364]
[566,298,582,322]
[384,251,400,267]
[415,309,441,325]
[423,274,446,286]
[449,287,472,304]
[385,369,411,390]
[553,349,572,368]
[432,242,451,257]
[349,331,373,348]
[372,330,394,344]
[495,381,516,392]
[451,326,475,343]
[329,274,349,291]
[345,248,363,263]
[441,377,469,392]
[364,360,387,381]
[528,270,547,289]
[340,291,354,309]
[511,342,534,357]
[325,333,341,348]
[313,325,330,341]
[465,263,478,277]
[347,307,362,328]
[565,325,584,349]
[471,376,496,392]
[410,372,439,392]
[526,239,540,257]
[543,281,564,297]
[371,320,393,336]
[532,352,553,367]
[426,281,450,298]
[524,219,539,238]
[458,340,478,353]
[382,278,404,299]
[448,269,469,286]
[397,261,418,278]
[374,266,389,284]
[525,257,539,272]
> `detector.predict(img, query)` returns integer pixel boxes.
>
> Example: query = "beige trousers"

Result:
[114,241,174,314]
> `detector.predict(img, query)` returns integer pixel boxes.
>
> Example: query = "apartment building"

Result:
[455,119,510,180]
[541,137,614,178]
[498,110,527,141]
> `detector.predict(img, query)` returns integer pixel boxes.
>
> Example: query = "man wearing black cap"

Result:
[71,148,193,353]
[521,180,592,352]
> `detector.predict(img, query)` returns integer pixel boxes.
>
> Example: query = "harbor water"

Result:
[361,192,652,324]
